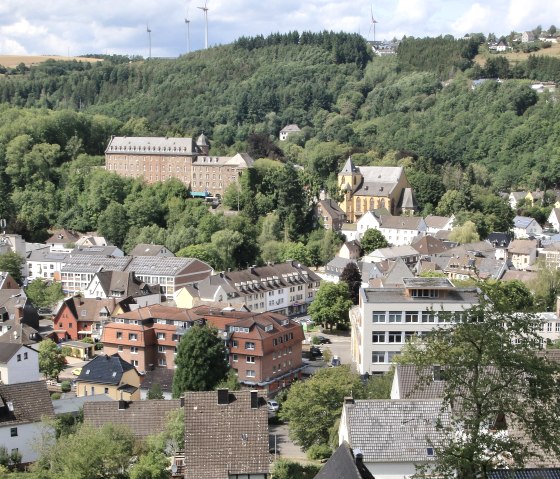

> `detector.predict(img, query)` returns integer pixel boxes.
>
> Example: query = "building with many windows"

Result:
[104,135,253,198]
[351,278,479,374]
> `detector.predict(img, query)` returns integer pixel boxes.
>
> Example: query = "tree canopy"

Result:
[38,339,66,380]
[172,325,229,397]
[307,282,353,330]
[360,229,388,255]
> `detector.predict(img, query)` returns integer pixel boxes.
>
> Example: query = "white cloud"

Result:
[450,3,492,35]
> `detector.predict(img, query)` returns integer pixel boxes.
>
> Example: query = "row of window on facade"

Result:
[372,311,462,323]
[372,331,423,343]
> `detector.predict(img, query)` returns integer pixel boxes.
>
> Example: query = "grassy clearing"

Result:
[475,42,560,66]
[0,54,102,68]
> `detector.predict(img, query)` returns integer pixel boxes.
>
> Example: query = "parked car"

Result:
[309,346,322,357]
[267,400,279,412]
[330,356,341,367]
[314,335,331,344]
[72,367,82,376]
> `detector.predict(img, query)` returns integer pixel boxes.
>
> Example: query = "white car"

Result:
[267,400,279,412]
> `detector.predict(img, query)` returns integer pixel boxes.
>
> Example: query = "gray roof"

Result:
[354,166,405,197]
[192,152,254,168]
[362,286,479,305]
[368,245,419,259]
[488,469,560,479]
[343,399,450,463]
[77,353,138,386]
[314,441,375,479]
[0,380,54,426]
[53,394,113,415]
[340,157,358,174]
[514,216,537,229]
[316,199,345,218]
[26,247,67,262]
[0,343,33,363]
[61,255,132,273]
[394,364,445,400]
[129,244,171,257]
[379,215,423,230]
[70,246,122,257]
[400,188,417,209]
[125,256,210,277]
[280,124,301,133]
[424,215,453,229]
[105,136,197,156]
[84,399,181,438]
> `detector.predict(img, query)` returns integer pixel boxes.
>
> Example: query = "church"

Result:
[338,157,417,223]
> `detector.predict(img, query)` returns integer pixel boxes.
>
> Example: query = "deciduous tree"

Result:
[339,262,361,305]
[308,282,353,330]
[0,252,24,284]
[360,228,388,255]
[38,339,66,380]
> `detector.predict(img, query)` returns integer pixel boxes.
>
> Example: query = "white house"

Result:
[0,381,54,463]
[26,247,67,281]
[351,278,479,374]
[424,214,454,235]
[279,124,301,141]
[0,344,40,384]
[338,397,450,479]
[548,208,560,232]
[341,223,359,242]
[513,216,542,239]
[378,216,426,247]
[357,211,382,236]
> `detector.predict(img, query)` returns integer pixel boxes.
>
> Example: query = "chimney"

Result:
[14,306,23,326]
[354,448,363,466]
[217,388,229,405]
[432,365,442,381]
[118,400,128,410]
[250,390,258,409]
[180,396,185,408]
[344,396,355,405]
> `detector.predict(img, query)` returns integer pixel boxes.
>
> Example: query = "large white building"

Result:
[351,278,479,374]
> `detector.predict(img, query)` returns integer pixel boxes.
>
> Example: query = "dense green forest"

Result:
[0,32,559,268]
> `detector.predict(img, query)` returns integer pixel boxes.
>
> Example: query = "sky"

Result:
[0,0,559,58]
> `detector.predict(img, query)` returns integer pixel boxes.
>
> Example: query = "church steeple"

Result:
[340,156,357,174]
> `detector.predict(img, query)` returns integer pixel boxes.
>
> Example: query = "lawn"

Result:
[0,54,102,68]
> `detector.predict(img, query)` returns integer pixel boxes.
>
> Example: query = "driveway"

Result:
[269,423,306,460]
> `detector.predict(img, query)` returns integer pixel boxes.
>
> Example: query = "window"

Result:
[104,387,109,394]
[132,360,138,367]
[372,331,385,343]
[405,311,419,323]
[128,333,137,341]
[422,311,436,323]
[10,427,17,437]
[116,331,122,339]
[158,345,165,353]
[404,331,416,342]
[245,341,255,350]
[388,331,402,343]
[246,370,256,378]
[388,351,401,362]
[131,346,138,354]
[157,332,166,340]
[246,356,255,363]
[371,351,385,363]
[232,354,238,362]
[16,354,21,362]
[372,311,385,323]
[388,311,402,323]
[232,340,238,348]
[159,358,167,366]
[118,345,123,352]
[24,352,28,360]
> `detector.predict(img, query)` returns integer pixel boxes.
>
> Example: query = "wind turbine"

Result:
[369,5,378,43]
[198,0,209,49]
[185,13,191,54]
[146,24,152,59]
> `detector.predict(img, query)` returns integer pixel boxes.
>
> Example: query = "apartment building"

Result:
[352,278,479,374]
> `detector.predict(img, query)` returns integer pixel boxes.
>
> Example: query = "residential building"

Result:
[357,211,382,236]
[487,232,513,260]
[129,244,174,257]
[53,296,121,341]
[0,233,28,278]
[83,270,160,300]
[0,344,40,384]
[509,191,528,209]
[377,215,426,246]
[70,245,124,257]
[341,223,359,242]
[352,278,479,374]
[338,397,450,479]
[324,258,382,287]
[45,229,81,252]
[522,31,536,43]
[0,381,54,463]
[513,216,542,239]
[75,354,141,400]
[541,243,560,270]
[0,272,19,290]
[338,157,417,222]
[104,135,253,198]
[548,208,560,232]
[0,290,39,332]
[424,214,454,235]
[410,235,449,255]
[508,239,538,270]
[184,389,270,479]
[390,364,445,400]
[60,255,132,294]
[362,245,420,267]
[338,240,361,260]
[84,399,182,438]
[139,368,175,399]
[314,441,375,479]
[441,254,508,281]
[192,261,321,316]
[279,124,301,141]
[125,256,213,299]
[75,235,110,248]
[314,199,346,231]
[26,247,67,281]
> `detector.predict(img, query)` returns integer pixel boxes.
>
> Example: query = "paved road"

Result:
[306,330,352,367]
[269,423,306,460]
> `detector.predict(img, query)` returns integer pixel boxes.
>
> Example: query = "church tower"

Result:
[338,157,361,220]
[196,133,210,155]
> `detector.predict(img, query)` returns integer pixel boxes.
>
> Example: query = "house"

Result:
[192,261,321,316]
[60,255,132,294]
[70,245,124,257]
[84,399,182,438]
[0,289,39,332]
[0,344,40,384]
[496,40,508,52]
[441,254,508,280]
[509,191,528,209]
[508,239,538,270]
[338,158,417,222]
[410,235,449,255]
[489,469,560,479]
[184,389,270,479]
[83,270,160,300]
[105,135,253,198]
[75,354,141,401]
[53,296,121,342]
[314,441,375,479]
[125,256,213,299]
[362,245,420,266]
[352,278,479,374]
[526,190,545,207]
[513,216,542,239]
[0,381,54,463]
[314,199,346,231]
[75,235,110,248]
[338,240,361,260]
[341,223,359,242]
[522,31,535,43]
[390,364,445,400]
[0,272,18,290]
[45,229,81,252]
[487,232,513,260]
[279,124,301,141]
[368,258,415,288]
[424,214,454,235]
[325,258,382,285]
[377,216,426,246]
[338,397,450,479]
[357,211,382,236]
[548,208,560,232]
[541,243,560,270]
[129,244,174,257]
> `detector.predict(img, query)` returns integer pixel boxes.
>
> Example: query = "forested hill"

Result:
[1,32,560,251]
